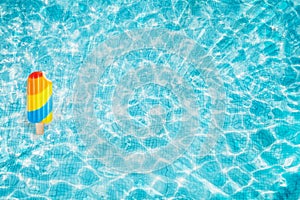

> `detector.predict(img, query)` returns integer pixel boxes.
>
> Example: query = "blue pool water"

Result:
[1,0,299,199]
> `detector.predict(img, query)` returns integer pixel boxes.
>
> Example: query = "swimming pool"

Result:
[1,0,299,199]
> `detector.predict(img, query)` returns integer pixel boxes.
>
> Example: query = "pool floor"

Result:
[0,0,300,199]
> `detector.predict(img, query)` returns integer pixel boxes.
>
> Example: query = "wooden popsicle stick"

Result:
[36,123,44,135]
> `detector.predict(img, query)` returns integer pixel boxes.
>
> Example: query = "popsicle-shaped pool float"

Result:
[27,71,52,134]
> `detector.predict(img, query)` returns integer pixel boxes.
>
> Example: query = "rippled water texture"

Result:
[1,0,300,199]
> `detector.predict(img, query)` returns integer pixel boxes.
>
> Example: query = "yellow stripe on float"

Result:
[27,83,52,111]
[42,112,53,124]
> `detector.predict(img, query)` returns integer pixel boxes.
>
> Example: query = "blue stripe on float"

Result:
[27,96,53,123]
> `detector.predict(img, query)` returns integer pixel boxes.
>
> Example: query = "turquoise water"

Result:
[1,0,299,199]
